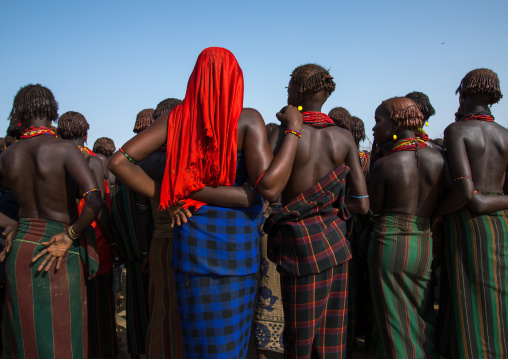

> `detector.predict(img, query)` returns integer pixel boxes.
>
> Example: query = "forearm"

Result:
[345,197,370,215]
[0,212,17,230]
[467,193,508,214]
[96,202,117,244]
[189,185,256,208]
[71,192,102,234]
[433,185,474,218]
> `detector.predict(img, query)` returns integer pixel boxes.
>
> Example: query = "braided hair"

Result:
[0,138,5,154]
[133,109,155,133]
[456,68,502,105]
[350,116,366,147]
[57,111,89,139]
[152,98,183,121]
[382,97,424,130]
[328,107,351,130]
[93,137,116,158]
[405,91,435,122]
[8,84,59,131]
[290,64,336,96]
[265,123,278,139]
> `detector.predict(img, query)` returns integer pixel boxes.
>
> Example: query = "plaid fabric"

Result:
[175,272,256,358]
[124,260,149,355]
[146,235,183,359]
[86,271,118,358]
[173,152,264,276]
[368,213,437,359]
[6,218,88,358]
[441,206,508,358]
[265,163,352,277]
[281,263,348,358]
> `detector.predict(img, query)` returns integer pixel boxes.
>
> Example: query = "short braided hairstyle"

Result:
[381,97,424,130]
[290,64,336,96]
[152,98,183,121]
[405,91,435,122]
[350,116,366,147]
[8,84,59,131]
[265,123,278,139]
[328,107,351,130]
[456,68,502,105]
[57,111,89,139]
[93,137,116,158]
[133,109,155,133]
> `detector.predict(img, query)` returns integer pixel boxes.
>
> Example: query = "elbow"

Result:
[258,188,280,204]
[358,199,370,215]
[107,152,122,176]
[88,192,103,216]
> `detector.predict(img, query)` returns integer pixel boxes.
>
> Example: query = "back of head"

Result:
[405,91,435,122]
[382,97,424,130]
[133,109,155,133]
[350,116,366,147]
[456,68,503,105]
[57,111,89,139]
[265,123,278,139]
[8,84,59,131]
[0,138,5,154]
[290,64,336,97]
[152,98,183,121]
[93,137,116,157]
[328,107,351,130]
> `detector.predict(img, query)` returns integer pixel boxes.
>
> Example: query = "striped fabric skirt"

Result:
[6,218,88,359]
[86,271,118,358]
[368,213,437,359]
[146,236,183,359]
[281,262,349,359]
[442,207,508,358]
[124,260,149,355]
[175,271,257,359]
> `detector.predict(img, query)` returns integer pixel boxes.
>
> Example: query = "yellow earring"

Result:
[393,134,397,141]
[297,106,303,111]
[425,121,429,126]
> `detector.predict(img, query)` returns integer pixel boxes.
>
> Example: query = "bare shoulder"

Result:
[239,108,264,125]
[89,155,104,172]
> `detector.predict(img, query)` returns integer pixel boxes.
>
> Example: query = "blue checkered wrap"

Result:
[173,152,264,276]
[175,272,257,359]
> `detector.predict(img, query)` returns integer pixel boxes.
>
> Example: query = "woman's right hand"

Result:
[276,105,303,131]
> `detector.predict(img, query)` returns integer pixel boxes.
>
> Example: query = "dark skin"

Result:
[0,117,101,271]
[269,80,369,213]
[109,106,303,211]
[433,93,508,218]
[370,105,445,217]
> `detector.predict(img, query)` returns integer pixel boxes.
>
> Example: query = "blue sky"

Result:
[1,1,507,151]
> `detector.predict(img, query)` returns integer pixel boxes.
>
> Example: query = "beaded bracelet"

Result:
[82,188,100,198]
[453,176,472,182]
[255,171,267,189]
[67,225,80,241]
[349,195,369,199]
[243,182,257,193]
[285,129,301,138]
[119,148,137,164]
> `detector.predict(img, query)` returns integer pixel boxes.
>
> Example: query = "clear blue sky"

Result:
[1,1,507,151]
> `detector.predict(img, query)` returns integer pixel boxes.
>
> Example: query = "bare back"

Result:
[0,136,98,225]
[371,147,445,218]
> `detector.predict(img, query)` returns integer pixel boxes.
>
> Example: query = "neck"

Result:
[397,128,416,140]
[28,117,52,129]
[302,105,323,112]
[71,137,86,147]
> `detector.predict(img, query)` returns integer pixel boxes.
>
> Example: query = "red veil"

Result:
[160,47,244,210]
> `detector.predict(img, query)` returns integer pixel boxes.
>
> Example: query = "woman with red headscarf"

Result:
[110,47,302,358]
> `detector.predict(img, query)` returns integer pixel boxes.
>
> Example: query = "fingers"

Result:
[32,249,49,263]
[0,250,5,262]
[45,257,57,272]
[55,257,62,271]
[178,212,188,224]
[171,216,175,229]
[37,254,52,272]
[183,209,192,218]
[175,214,181,227]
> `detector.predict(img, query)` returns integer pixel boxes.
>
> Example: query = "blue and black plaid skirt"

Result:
[175,272,257,359]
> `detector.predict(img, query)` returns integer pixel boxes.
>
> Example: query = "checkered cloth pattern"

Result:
[173,151,264,276]
[265,163,352,276]
[282,263,349,358]
[175,272,257,358]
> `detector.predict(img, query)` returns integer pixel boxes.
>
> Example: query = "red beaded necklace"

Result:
[20,126,57,139]
[414,128,430,142]
[302,111,335,127]
[78,146,96,156]
[388,137,427,155]
[461,114,494,122]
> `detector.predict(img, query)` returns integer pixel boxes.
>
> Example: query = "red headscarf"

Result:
[160,47,244,210]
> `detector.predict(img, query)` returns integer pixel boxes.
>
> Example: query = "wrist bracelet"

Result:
[67,225,80,241]
[243,182,257,193]
[285,129,301,138]
[82,188,100,198]
[349,195,369,199]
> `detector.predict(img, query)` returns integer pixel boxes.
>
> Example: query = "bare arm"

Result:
[369,160,386,214]
[467,193,508,214]
[189,184,257,208]
[344,135,369,214]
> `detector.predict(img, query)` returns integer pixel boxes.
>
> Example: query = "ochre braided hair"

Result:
[152,98,183,121]
[93,137,116,158]
[57,111,89,139]
[350,116,366,147]
[8,84,59,131]
[405,91,435,121]
[133,109,155,133]
[328,107,351,130]
[265,123,278,139]
[456,68,502,105]
[290,64,336,96]
[382,97,424,130]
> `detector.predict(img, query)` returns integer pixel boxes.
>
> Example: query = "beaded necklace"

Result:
[359,151,369,173]
[414,128,430,142]
[302,111,335,127]
[78,146,96,156]
[388,137,427,155]
[461,113,494,122]
[20,126,57,139]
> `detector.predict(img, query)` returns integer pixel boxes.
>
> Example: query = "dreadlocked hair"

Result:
[350,116,366,147]
[4,136,16,148]
[93,137,116,158]
[6,116,23,140]
[0,138,5,154]
[8,84,59,131]
[290,64,336,96]
[265,123,278,139]
[133,109,155,133]
[382,97,424,130]
[57,111,89,139]
[456,68,502,105]
[152,98,183,121]
[328,107,351,130]
[405,91,435,121]
[455,106,464,122]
